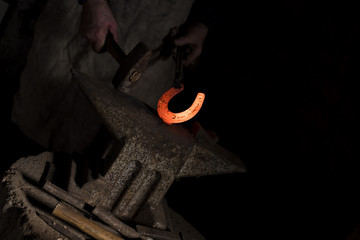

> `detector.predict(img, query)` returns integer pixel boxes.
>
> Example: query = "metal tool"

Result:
[104,33,152,92]
[157,46,205,125]
[36,210,89,240]
[22,181,123,240]
[52,202,124,240]
[41,180,148,240]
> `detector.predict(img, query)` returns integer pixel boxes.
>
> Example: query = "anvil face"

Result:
[71,69,246,225]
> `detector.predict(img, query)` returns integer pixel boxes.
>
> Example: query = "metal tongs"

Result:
[173,46,184,89]
[157,46,205,125]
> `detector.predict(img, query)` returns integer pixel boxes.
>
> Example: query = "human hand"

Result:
[80,0,119,53]
[174,22,208,66]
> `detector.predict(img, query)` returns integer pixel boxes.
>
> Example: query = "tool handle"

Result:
[104,33,126,64]
[53,203,124,240]
[174,46,184,89]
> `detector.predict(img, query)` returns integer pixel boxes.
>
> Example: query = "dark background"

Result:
[1,0,360,239]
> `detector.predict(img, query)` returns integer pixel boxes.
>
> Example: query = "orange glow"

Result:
[157,84,205,125]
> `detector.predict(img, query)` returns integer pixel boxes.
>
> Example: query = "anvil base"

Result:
[0,152,205,240]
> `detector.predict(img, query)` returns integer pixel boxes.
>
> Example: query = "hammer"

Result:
[104,34,152,92]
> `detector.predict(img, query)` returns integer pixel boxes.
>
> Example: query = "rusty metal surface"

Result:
[0,154,207,239]
[71,68,246,226]
[136,225,180,240]
[0,68,246,239]
[0,164,70,240]
[93,206,147,240]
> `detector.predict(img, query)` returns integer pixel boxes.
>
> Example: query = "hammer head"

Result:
[113,42,152,93]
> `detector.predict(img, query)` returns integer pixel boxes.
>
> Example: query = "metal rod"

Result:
[43,181,85,210]
[174,46,184,89]
[93,206,146,239]
[21,185,58,210]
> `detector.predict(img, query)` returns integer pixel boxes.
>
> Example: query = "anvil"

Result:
[70,68,247,230]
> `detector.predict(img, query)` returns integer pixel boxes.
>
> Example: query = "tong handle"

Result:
[174,46,184,89]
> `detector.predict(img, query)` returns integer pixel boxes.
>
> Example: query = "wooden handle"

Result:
[53,203,124,240]
[104,33,126,64]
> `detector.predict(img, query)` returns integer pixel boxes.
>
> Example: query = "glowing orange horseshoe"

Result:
[157,84,205,125]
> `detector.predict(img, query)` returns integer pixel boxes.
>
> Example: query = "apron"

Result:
[12,0,195,153]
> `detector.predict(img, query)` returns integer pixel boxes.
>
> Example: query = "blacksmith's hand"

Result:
[80,0,119,53]
[174,22,208,66]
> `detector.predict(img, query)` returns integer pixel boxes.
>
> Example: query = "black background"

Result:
[1,1,360,239]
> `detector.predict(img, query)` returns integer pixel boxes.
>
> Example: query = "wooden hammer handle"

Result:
[104,33,126,64]
[53,203,124,240]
